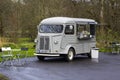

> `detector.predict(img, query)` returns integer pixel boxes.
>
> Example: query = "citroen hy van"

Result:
[34,17,97,61]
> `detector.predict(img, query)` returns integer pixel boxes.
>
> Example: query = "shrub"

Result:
[18,43,35,49]
[3,43,18,49]
[0,37,8,48]
[0,74,9,80]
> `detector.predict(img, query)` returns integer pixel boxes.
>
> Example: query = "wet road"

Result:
[1,53,120,80]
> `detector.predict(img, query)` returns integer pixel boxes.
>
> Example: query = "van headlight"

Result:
[54,41,58,44]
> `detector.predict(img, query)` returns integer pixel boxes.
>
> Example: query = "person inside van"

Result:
[81,30,90,38]
[79,26,90,39]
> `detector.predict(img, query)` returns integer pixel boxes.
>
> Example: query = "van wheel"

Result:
[37,56,45,61]
[87,53,91,59]
[66,48,74,61]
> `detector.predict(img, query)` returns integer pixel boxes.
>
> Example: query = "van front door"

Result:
[61,24,76,49]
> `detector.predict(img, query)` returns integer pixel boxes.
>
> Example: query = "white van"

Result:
[34,17,97,61]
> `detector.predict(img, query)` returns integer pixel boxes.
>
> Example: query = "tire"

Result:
[65,48,74,61]
[87,53,91,59]
[37,56,45,61]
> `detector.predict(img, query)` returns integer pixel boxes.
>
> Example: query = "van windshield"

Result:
[39,25,63,33]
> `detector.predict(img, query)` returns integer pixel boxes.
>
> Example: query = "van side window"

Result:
[65,25,74,34]
[77,24,90,39]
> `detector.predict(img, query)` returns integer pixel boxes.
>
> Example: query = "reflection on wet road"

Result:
[1,53,120,80]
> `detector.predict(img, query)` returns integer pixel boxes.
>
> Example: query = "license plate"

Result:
[39,50,48,53]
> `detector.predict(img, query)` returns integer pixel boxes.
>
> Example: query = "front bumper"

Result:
[34,53,60,57]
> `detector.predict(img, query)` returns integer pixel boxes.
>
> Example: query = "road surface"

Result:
[0,53,120,80]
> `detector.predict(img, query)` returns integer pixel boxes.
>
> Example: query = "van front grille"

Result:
[40,36,49,50]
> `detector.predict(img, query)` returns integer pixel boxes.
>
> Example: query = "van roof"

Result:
[40,17,97,24]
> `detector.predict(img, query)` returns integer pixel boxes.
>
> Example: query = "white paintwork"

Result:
[41,17,97,24]
[35,17,97,57]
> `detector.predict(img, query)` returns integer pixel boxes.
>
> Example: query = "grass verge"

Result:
[0,74,9,80]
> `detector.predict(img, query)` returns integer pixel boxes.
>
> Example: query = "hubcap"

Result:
[68,51,73,60]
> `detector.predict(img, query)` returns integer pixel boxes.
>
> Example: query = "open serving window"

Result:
[77,24,96,40]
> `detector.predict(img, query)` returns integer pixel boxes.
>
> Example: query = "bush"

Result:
[0,74,9,80]
[1,38,35,49]
[17,38,35,49]
[3,43,18,49]
[0,37,8,48]
[18,43,35,49]
[18,38,32,43]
